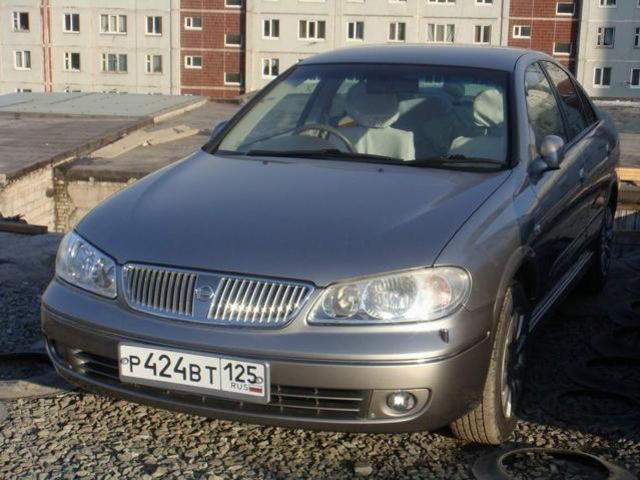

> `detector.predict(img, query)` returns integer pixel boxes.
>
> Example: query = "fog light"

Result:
[386,391,417,413]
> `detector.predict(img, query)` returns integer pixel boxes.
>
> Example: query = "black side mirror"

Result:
[530,135,565,177]
[209,120,229,141]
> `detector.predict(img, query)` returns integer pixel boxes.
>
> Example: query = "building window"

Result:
[427,23,455,43]
[262,58,279,78]
[100,14,127,34]
[634,27,640,48]
[263,19,279,38]
[596,27,615,47]
[476,0,493,4]
[12,12,30,31]
[14,51,31,70]
[101,53,128,73]
[513,25,531,38]
[299,20,326,40]
[146,55,162,74]
[556,3,574,15]
[184,17,202,30]
[553,42,572,55]
[224,72,242,85]
[347,21,364,40]
[16,88,32,93]
[594,67,612,87]
[389,22,406,42]
[63,13,80,33]
[64,52,80,71]
[474,25,491,44]
[428,0,455,3]
[629,67,640,88]
[184,55,202,69]
[146,16,162,35]
[225,33,242,47]
[225,0,242,7]
[630,68,640,88]
[599,0,616,7]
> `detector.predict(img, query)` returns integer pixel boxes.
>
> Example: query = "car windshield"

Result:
[216,63,510,168]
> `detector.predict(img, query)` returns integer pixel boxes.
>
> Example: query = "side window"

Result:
[524,63,566,155]
[575,84,597,125]
[542,61,589,139]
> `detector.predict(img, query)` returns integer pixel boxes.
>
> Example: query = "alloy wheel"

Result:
[500,307,527,419]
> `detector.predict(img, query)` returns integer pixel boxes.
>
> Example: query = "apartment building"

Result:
[0,2,45,92]
[507,0,580,72]
[244,0,511,91]
[0,0,245,97]
[180,0,245,97]
[576,0,640,99]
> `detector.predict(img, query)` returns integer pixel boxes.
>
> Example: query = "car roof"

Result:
[300,44,537,72]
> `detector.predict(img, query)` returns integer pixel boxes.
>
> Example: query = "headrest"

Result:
[346,83,399,129]
[474,89,504,129]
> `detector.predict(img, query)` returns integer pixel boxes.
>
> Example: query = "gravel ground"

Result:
[0,233,639,479]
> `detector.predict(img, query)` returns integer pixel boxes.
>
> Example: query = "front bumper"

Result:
[42,280,494,433]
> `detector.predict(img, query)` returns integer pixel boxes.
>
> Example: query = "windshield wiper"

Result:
[245,149,402,164]
[411,154,505,168]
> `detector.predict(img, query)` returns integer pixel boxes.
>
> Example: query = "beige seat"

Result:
[339,83,415,161]
[449,89,506,161]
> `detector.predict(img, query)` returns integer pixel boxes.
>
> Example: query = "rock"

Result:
[354,461,373,476]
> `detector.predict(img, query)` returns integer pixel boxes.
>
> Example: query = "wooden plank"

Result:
[617,167,640,182]
[0,221,48,235]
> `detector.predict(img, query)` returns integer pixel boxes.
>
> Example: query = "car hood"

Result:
[77,150,510,286]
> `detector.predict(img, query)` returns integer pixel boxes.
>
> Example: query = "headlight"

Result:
[55,231,117,299]
[308,267,470,325]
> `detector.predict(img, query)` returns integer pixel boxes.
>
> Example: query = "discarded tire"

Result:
[609,301,640,327]
[0,351,73,400]
[592,327,640,361]
[472,447,637,480]
[568,357,640,400]
[541,389,640,426]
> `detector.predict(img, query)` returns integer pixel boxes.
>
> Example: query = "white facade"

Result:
[0,1,45,92]
[576,0,640,99]
[0,0,182,95]
[244,0,510,91]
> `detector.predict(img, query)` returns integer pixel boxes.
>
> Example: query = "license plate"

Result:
[118,343,270,403]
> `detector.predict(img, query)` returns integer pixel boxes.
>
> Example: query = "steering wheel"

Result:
[294,124,357,153]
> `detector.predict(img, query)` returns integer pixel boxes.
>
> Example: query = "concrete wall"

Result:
[0,165,55,230]
[244,0,509,92]
[53,172,133,232]
[577,1,640,99]
[0,0,46,93]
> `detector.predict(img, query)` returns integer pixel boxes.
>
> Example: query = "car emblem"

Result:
[194,285,215,302]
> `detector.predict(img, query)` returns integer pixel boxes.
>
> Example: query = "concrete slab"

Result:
[0,92,205,119]
[0,114,146,182]
[92,125,199,159]
[64,101,239,181]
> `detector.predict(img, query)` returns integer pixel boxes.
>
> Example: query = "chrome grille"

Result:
[122,264,312,328]
[123,265,197,317]
[208,277,309,326]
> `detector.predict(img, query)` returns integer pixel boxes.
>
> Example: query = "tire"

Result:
[581,203,614,294]
[451,283,528,444]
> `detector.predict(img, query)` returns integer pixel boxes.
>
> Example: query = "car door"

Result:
[524,62,586,297]
[541,61,602,245]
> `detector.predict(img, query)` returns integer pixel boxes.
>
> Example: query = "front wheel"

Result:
[450,283,528,444]
[581,204,614,293]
